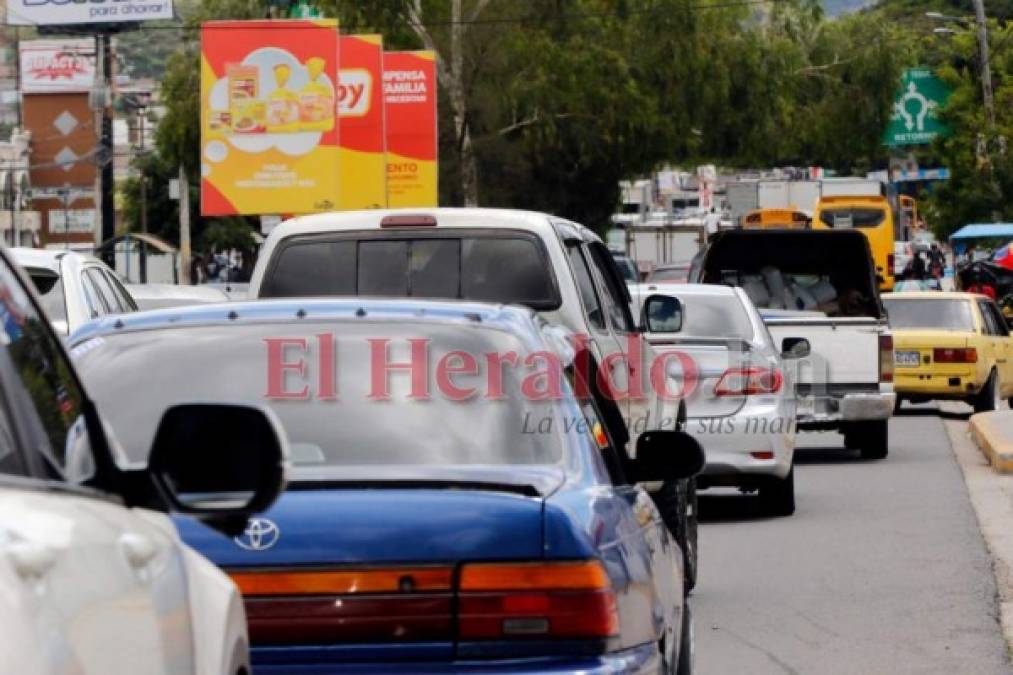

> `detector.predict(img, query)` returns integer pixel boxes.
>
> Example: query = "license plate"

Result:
[895,350,920,367]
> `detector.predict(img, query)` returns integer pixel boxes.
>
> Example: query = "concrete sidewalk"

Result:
[945,405,1013,657]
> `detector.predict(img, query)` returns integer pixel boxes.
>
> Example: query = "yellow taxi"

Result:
[883,292,1013,412]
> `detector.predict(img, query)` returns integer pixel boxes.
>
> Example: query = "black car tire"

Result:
[676,601,694,675]
[758,466,795,517]
[974,370,1001,413]
[853,419,889,460]
[653,478,698,592]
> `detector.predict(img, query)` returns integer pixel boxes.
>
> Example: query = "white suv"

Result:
[0,248,287,674]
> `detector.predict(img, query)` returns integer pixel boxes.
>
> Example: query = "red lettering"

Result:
[436,350,479,401]
[485,351,520,400]
[369,338,430,400]
[264,338,310,400]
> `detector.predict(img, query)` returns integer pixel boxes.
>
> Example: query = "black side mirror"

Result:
[148,404,288,536]
[633,430,705,482]
[781,337,811,359]
[642,294,683,333]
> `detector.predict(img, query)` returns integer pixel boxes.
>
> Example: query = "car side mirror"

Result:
[147,404,288,536]
[633,430,705,482]
[781,337,811,359]
[642,294,683,333]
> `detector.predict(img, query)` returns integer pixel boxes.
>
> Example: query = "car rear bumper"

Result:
[894,368,981,398]
[250,642,660,674]
[795,389,894,429]
[689,402,794,484]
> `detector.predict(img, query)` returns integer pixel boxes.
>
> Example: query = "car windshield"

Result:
[261,234,559,310]
[649,266,690,282]
[651,293,754,339]
[613,256,638,282]
[74,321,565,475]
[25,268,68,325]
[884,298,975,331]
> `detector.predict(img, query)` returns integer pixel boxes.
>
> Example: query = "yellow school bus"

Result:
[741,208,811,229]
[813,195,895,290]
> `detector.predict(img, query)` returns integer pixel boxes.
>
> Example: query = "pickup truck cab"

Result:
[248,208,698,588]
[690,229,895,459]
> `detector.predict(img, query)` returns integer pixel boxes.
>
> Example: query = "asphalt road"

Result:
[694,408,1011,675]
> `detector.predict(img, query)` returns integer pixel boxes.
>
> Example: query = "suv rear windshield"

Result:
[884,298,975,331]
[262,233,560,309]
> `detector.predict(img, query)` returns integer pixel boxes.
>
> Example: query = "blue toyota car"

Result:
[70,299,703,674]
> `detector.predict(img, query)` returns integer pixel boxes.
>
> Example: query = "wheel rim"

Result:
[994,375,1001,410]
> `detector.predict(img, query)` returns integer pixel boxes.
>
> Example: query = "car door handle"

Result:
[6,541,57,579]
[119,533,156,569]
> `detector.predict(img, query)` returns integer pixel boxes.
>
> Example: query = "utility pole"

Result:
[973,0,995,130]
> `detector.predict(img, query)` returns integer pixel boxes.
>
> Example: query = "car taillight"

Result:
[888,253,895,273]
[879,334,894,382]
[231,567,455,645]
[714,367,783,396]
[934,347,977,363]
[458,561,619,640]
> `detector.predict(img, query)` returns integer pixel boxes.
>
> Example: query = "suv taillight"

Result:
[458,561,619,640]
[714,367,783,396]
[880,334,894,382]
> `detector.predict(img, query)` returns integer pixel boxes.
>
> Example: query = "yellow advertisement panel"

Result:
[200,20,340,216]
[383,51,438,207]
[337,35,386,210]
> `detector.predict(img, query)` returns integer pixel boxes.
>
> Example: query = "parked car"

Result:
[884,291,1013,412]
[690,229,895,459]
[11,248,138,336]
[246,208,700,589]
[70,298,704,675]
[0,246,287,675]
[631,283,802,515]
[127,283,231,310]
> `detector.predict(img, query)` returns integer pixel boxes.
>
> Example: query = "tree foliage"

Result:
[123,0,947,233]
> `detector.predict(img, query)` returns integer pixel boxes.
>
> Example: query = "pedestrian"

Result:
[911,251,926,280]
[704,207,721,238]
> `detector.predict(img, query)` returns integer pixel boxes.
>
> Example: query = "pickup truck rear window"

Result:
[883,298,974,331]
[263,234,560,309]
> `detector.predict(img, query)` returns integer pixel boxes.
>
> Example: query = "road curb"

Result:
[969,411,1013,474]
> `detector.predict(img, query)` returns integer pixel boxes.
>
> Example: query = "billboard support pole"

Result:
[99,33,115,262]
[179,163,190,285]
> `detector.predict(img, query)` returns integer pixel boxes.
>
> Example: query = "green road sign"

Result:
[883,68,951,147]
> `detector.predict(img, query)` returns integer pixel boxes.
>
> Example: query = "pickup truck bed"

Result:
[691,229,894,458]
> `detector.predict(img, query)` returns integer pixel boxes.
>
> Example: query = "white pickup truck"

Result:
[689,229,895,458]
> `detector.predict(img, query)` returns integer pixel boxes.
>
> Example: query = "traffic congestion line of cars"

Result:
[12,205,986,674]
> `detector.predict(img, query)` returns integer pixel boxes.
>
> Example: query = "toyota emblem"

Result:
[234,518,280,551]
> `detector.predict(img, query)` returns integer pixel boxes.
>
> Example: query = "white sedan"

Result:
[11,248,137,335]
[631,282,803,516]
